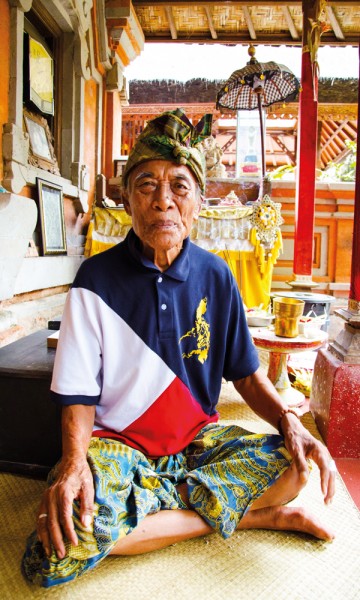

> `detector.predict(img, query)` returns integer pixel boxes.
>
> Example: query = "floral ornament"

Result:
[250,194,284,247]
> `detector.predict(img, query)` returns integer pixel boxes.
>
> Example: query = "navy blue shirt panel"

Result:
[71,229,259,415]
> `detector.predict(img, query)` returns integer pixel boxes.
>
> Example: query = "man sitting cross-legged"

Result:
[23,109,335,589]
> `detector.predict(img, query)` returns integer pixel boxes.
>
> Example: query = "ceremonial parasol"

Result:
[216,45,300,183]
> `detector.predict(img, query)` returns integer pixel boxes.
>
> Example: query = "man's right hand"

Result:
[36,403,96,559]
[37,455,94,559]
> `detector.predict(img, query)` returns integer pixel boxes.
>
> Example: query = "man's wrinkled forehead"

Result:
[129,160,197,186]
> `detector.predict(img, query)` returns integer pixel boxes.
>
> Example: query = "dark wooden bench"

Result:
[0,329,61,476]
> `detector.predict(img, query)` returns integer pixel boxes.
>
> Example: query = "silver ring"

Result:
[328,459,337,472]
[38,513,48,520]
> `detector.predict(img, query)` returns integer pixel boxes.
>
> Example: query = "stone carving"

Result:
[198,136,227,179]
[95,0,112,70]
[9,0,33,11]
[62,0,93,79]
[2,123,29,194]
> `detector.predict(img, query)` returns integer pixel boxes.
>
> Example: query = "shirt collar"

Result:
[126,228,190,282]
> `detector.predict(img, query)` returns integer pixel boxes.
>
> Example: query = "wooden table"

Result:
[0,329,61,475]
[250,327,328,407]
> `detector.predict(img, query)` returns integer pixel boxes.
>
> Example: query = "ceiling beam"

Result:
[204,6,218,39]
[281,5,299,40]
[242,6,257,40]
[165,6,178,39]
[138,35,358,46]
[326,6,345,40]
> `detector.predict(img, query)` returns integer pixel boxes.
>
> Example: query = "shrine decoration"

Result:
[249,195,283,277]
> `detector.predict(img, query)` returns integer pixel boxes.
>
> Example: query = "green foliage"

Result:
[320,140,357,182]
[268,165,296,180]
[267,140,357,183]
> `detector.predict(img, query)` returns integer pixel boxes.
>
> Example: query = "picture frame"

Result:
[23,32,54,116]
[24,110,60,175]
[114,158,128,178]
[37,178,67,255]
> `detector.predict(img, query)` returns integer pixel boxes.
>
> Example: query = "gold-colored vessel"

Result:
[273,297,305,338]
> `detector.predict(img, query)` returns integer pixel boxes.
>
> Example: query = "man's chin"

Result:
[149,231,184,249]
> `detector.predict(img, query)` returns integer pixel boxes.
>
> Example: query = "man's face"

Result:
[124,160,202,261]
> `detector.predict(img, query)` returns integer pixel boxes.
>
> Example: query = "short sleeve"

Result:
[50,286,102,406]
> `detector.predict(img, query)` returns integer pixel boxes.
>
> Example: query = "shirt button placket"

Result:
[157,275,172,335]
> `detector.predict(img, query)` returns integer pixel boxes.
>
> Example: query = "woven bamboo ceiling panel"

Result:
[132,1,360,45]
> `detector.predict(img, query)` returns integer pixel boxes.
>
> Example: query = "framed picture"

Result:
[24,110,60,175]
[23,32,54,115]
[114,158,128,178]
[37,179,67,255]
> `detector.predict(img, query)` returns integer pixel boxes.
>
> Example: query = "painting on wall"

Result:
[37,178,67,255]
[23,32,54,115]
[24,110,60,175]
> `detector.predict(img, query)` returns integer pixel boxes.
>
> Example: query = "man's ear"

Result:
[192,194,203,221]
[122,189,132,216]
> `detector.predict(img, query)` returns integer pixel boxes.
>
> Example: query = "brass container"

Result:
[273,297,305,338]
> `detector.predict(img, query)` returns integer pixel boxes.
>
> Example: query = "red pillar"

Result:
[349,44,360,309]
[309,43,360,458]
[290,0,319,290]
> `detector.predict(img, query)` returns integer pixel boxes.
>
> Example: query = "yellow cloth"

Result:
[85,208,132,257]
[94,207,132,236]
[214,250,275,309]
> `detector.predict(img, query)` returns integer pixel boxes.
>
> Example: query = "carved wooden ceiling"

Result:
[131,1,360,46]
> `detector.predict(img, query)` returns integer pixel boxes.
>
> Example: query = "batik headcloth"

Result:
[122,108,213,193]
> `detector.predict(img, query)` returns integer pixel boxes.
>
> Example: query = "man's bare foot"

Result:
[238,506,335,541]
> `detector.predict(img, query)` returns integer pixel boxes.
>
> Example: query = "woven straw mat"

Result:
[1,381,359,600]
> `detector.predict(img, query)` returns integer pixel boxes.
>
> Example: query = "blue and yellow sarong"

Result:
[22,423,292,588]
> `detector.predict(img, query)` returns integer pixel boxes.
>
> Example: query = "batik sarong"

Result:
[22,423,292,588]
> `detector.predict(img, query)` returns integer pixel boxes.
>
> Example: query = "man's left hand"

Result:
[281,412,336,505]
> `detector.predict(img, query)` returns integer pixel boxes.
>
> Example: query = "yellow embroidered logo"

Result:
[179,298,210,364]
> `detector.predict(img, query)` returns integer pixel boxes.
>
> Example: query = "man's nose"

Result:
[153,182,174,209]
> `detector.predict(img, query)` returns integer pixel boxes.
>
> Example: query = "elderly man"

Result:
[23,109,335,588]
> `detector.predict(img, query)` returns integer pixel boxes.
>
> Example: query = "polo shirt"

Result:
[51,229,259,457]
